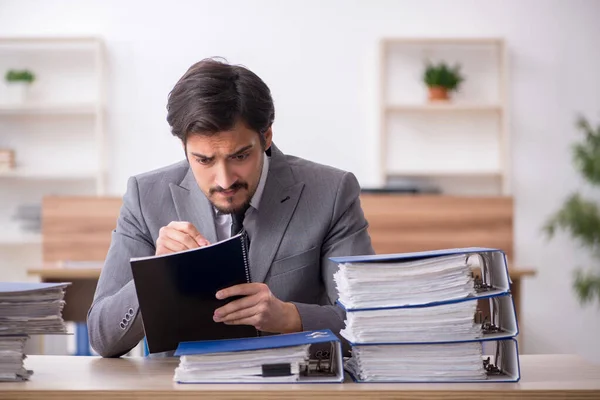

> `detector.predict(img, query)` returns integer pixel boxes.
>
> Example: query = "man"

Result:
[87,58,374,358]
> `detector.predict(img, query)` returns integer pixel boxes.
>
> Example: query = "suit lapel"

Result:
[249,144,304,283]
[169,167,218,245]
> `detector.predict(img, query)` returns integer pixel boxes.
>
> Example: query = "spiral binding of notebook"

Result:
[240,230,251,283]
[331,247,521,383]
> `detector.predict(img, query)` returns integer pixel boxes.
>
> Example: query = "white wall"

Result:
[1,0,600,363]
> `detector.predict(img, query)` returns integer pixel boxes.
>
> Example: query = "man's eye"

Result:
[196,158,211,165]
[233,153,249,162]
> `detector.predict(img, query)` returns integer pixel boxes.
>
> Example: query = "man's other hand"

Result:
[213,283,302,333]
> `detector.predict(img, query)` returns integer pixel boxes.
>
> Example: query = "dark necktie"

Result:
[230,210,246,237]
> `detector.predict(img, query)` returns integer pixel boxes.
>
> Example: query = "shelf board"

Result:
[0,168,97,180]
[0,37,102,52]
[387,170,502,178]
[27,267,101,280]
[0,103,98,116]
[0,231,41,246]
[0,36,102,44]
[386,103,503,112]
[382,37,504,46]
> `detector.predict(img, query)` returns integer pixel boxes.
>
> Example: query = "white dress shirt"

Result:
[213,153,270,242]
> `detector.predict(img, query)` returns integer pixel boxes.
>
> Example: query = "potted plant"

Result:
[544,114,600,307]
[423,61,464,101]
[4,69,35,104]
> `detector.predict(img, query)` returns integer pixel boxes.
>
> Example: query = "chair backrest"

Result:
[42,196,123,263]
[359,194,514,261]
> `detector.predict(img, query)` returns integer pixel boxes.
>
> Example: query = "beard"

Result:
[209,181,255,214]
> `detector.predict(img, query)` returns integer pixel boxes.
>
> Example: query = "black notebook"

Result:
[130,232,257,354]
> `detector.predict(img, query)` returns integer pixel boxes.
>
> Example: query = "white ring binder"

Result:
[331,247,521,382]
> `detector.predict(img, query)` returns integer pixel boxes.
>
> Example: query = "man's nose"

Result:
[214,163,236,189]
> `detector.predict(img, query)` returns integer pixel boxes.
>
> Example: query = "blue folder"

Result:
[0,282,70,294]
[330,247,512,308]
[338,293,519,345]
[175,329,338,356]
[329,247,505,264]
[346,338,521,383]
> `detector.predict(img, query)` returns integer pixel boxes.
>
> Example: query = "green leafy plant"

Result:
[544,114,600,306]
[5,69,35,84]
[423,61,464,91]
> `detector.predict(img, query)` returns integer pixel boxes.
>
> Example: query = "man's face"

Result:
[186,120,272,214]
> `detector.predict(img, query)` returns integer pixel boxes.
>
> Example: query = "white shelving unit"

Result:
[379,37,510,195]
[0,36,106,249]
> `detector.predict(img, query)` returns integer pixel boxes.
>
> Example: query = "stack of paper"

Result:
[340,299,481,343]
[345,342,487,382]
[334,254,476,309]
[0,336,30,382]
[0,282,69,382]
[175,345,310,383]
[331,248,520,383]
[0,283,68,335]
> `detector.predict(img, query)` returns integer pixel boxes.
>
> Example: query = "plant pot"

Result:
[5,82,31,104]
[427,86,449,101]
[0,148,15,172]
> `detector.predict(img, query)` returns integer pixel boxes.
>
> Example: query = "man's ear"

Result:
[264,126,273,151]
[182,140,189,161]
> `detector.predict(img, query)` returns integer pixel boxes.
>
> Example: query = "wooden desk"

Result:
[1,355,599,399]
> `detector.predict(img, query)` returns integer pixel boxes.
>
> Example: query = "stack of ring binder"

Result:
[331,248,521,382]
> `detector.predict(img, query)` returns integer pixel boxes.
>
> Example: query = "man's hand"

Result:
[213,283,302,334]
[155,221,210,256]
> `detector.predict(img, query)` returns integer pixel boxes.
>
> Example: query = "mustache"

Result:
[209,181,248,195]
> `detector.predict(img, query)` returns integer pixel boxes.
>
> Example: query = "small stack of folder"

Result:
[0,282,69,382]
[172,329,345,383]
[331,248,521,383]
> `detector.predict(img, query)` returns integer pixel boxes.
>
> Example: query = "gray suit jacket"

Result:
[87,143,374,357]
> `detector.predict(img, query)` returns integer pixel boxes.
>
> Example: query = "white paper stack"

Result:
[0,282,69,382]
[334,254,476,309]
[345,342,487,382]
[174,344,310,383]
[0,283,68,335]
[0,336,30,382]
[340,300,481,344]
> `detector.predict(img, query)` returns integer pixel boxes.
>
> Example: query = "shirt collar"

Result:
[214,152,270,216]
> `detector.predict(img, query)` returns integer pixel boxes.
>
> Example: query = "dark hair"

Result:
[166,58,275,147]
